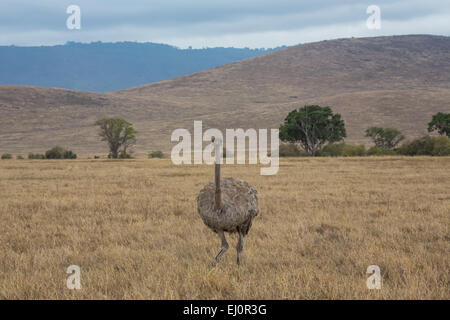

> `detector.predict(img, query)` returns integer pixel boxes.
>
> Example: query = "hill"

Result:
[0,35,449,156]
[0,42,279,92]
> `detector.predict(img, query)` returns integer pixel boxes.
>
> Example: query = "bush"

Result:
[398,136,450,156]
[148,151,164,159]
[319,143,366,157]
[279,143,308,157]
[367,146,397,156]
[118,151,133,159]
[108,152,133,159]
[342,144,366,157]
[16,155,24,160]
[398,136,433,156]
[28,153,46,159]
[319,143,345,157]
[432,136,450,156]
[45,146,77,159]
[1,153,13,160]
[63,150,77,159]
[45,146,65,159]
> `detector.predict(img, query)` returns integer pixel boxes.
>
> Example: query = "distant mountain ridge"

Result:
[0,42,282,92]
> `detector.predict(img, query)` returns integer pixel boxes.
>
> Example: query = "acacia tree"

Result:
[428,112,450,137]
[279,105,346,156]
[365,127,405,149]
[95,118,137,158]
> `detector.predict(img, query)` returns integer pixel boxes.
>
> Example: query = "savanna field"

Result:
[0,157,448,299]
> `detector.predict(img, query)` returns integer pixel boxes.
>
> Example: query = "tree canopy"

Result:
[428,112,450,138]
[45,146,77,159]
[95,118,137,159]
[365,127,405,149]
[279,105,346,156]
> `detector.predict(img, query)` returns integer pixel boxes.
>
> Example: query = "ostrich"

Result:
[197,137,259,266]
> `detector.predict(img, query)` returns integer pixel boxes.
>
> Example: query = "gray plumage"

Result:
[197,178,258,234]
[197,138,259,266]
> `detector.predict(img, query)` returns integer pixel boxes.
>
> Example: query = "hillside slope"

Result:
[1,35,449,155]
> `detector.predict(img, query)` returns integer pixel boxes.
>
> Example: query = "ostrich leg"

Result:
[212,230,229,266]
[236,231,244,265]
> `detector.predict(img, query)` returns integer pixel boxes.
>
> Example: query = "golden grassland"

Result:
[0,157,448,299]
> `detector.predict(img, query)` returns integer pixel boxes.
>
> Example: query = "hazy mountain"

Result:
[0,35,449,155]
[0,42,281,92]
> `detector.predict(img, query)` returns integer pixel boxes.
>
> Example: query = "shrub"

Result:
[63,150,77,159]
[398,136,450,156]
[108,152,133,159]
[398,136,434,156]
[1,153,13,160]
[28,153,46,159]
[367,146,397,156]
[319,143,366,157]
[148,151,164,159]
[342,144,366,157]
[45,146,66,159]
[45,146,77,159]
[319,143,345,157]
[432,136,450,156]
[279,143,308,157]
[16,155,24,160]
[119,151,133,159]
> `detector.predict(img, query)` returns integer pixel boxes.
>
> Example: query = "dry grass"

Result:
[0,157,448,299]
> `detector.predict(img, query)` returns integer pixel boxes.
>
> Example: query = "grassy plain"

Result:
[0,157,448,299]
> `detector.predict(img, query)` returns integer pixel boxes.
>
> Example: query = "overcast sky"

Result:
[0,0,448,48]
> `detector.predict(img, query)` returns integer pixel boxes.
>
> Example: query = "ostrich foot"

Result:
[211,230,228,267]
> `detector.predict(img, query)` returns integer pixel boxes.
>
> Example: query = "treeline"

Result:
[0,42,281,92]
[280,136,450,157]
[2,146,77,160]
[2,111,449,160]
[279,106,450,157]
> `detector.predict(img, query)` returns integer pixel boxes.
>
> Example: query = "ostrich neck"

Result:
[215,162,222,210]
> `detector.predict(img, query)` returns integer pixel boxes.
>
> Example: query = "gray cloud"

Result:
[0,0,448,47]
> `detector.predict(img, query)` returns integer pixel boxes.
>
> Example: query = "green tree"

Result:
[365,127,405,149]
[428,112,450,137]
[279,105,346,156]
[45,146,77,159]
[45,146,66,159]
[95,118,137,159]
